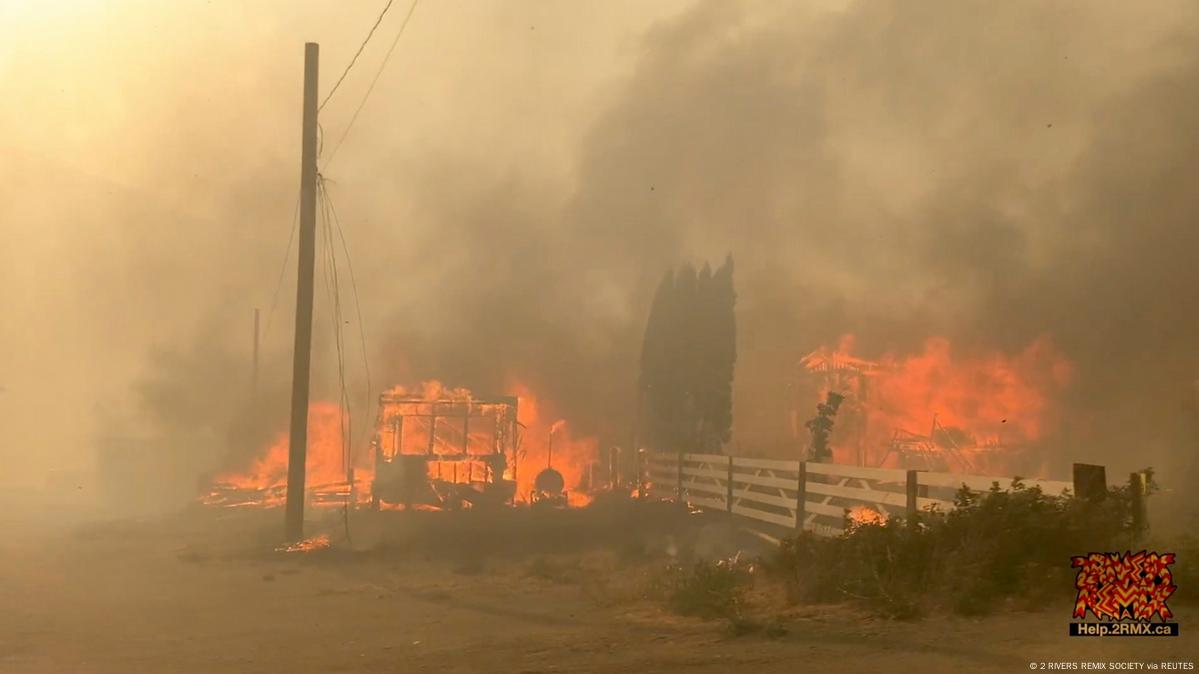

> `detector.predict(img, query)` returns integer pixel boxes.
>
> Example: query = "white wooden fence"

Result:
[644,452,1077,538]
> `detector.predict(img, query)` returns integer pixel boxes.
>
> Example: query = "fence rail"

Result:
[644,452,1084,538]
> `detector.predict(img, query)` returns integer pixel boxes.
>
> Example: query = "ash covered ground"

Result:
[1,494,1193,674]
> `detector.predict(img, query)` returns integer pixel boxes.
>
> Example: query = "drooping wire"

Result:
[324,179,374,472]
[317,175,354,546]
[320,180,349,470]
[318,0,396,114]
[317,175,376,547]
[322,0,421,170]
[322,178,374,419]
[263,193,302,344]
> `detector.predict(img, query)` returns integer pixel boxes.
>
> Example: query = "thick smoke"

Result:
[387,0,1199,483]
[4,0,1199,508]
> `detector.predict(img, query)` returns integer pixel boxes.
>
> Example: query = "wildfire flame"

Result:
[802,334,1072,474]
[202,380,598,509]
[276,534,331,553]
[510,380,597,506]
[202,402,371,508]
[846,505,886,527]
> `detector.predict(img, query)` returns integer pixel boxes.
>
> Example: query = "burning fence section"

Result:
[203,380,599,509]
[797,335,1072,475]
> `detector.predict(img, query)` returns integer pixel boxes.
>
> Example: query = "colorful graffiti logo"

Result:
[1071,551,1176,622]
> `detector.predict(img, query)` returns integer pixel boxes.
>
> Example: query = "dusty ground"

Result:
[0,501,1194,674]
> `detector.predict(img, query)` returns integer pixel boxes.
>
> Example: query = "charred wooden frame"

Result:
[371,393,520,508]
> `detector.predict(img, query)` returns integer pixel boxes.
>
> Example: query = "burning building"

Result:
[370,382,520,509]
[795,335,1072,475]
[203,380,599,510]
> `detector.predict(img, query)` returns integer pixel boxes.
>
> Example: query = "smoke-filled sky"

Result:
[3,0,1198,499]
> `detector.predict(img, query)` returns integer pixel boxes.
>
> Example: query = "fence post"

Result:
[794,461,807,532]
[1072,463,1107,502]
[676,451,684,505]
[726,455,734,513]
[905,470,918,519]
[635,448,645,500]
[1130,471,1149,542]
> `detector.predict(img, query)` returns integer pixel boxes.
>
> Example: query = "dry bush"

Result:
[770,479,1145,618]
[646,554,755,621]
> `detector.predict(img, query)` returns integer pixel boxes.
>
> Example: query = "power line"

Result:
[322,177,374,418]
[317,176,354,546]
[315,176,375,547]
[317,177,373,454]
[316,178,349,467]
[263,193,302,343]
[318,0,396,114]
[322,0,421,169]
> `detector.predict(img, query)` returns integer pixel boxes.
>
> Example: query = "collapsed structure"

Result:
[203,380,590,510]
[799,345,1001,472]
[795,336,1066,474]
[370,388,521,509]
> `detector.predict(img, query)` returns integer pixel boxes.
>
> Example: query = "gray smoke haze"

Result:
[3,0,1198,509]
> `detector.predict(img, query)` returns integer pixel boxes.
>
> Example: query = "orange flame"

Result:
[509,380,597,506]
[803,335,1072,474]
[203,402,373,508]
[204,380,597,508]
[276,534,331,553]
[846,505,886,527]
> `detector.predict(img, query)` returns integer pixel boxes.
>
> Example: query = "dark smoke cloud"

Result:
[7,0,1198,506]
[380,0,1199,486]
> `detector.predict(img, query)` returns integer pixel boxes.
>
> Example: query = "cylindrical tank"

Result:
[533,467,565,495]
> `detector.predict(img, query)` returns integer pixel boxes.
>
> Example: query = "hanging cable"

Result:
[317,175,354,546]
[318,0,396,113]
[322,178,374,427]
[263,193,302,344]
[322,0,421,170]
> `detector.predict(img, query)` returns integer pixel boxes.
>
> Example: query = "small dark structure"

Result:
[371,390,519,509]
[531,467,567,508]
[805,391,845,462]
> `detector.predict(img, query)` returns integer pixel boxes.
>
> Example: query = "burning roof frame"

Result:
[373,392,520,461]
[799,347,1027,473]
[371,392,522,507]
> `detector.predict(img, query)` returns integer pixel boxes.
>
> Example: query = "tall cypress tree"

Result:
[640,270,675,451]
[638,257,736,454]
[693,263,716,452]
[709,254,736,448]
[671,263,700,452]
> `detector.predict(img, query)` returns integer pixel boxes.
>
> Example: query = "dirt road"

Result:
[0,505,1193,673]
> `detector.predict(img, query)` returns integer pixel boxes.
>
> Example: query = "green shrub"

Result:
[772,479,1142,617]
[649,556,753,620]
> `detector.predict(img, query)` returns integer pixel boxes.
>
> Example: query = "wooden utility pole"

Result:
[285,42,320,542]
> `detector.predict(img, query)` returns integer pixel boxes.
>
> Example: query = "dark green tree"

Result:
[706,255,736,449]
[691,262,716,452]
[640,270,677,451]
[806,392,845,462]
[669,263,701,451]
[639,256,736,454]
